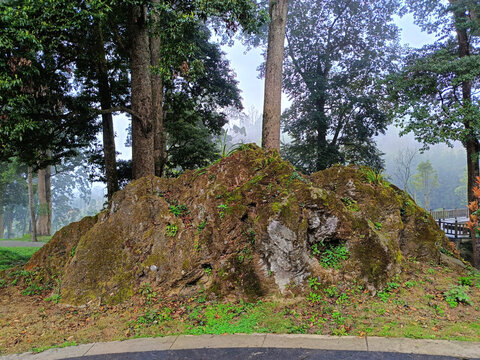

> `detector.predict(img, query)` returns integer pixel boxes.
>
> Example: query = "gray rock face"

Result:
[307,211,339,245]
[262,220,310,292]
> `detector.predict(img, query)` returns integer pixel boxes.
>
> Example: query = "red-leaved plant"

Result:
[465,176,480,268]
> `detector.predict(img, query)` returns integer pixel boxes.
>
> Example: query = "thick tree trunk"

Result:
[151,0,167,177]
[37,167,49,236]
[94,21,119,198]
[453,6,480,267]
[130,5,155,179]
[27,167,37,242]
[262,0,289,151]
[466,139,480,204]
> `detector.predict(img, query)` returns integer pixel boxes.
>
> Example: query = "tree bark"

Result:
[94,21,120,198]
[6,209,13,238]
[150,0,167,177]
[452,2,480,267]
[37,167,49,236]
[0,207,4,239]
[46,161,52,235]
[22,205,28,236]
[27,167,37,242]
[130,5,155,179]
[262,0,289,151]
[451,1,479,205]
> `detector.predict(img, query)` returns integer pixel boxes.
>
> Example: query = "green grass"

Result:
[0,234,51,243]
[31,341,78,354]
[0,247,40,270]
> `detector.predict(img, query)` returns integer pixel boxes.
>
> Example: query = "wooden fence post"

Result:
[454,219,458,239]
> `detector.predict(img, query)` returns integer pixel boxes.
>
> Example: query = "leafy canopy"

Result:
[280,0,401,173]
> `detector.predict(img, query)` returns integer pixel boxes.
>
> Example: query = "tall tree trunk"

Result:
[453,4,480,267]
[130,5,155,179]
[451,2,478,204]
[22,206,28,236]
[151,0,166,177]
[27,167,37,242]
[6,209,13,238]
[94,21,119,199]
[46,162,52,235]
[0,206,4,239]
[37,167,49,236]
[262,0,289,151]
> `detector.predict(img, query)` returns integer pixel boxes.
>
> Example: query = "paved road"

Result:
[67,348,479,360]
[0,241,45,247]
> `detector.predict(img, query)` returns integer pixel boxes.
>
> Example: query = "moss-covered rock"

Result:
[25,145,452,305]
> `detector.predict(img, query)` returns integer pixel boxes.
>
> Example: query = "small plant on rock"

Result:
[218,204,229,218]
[165,224,178,237]
[169,204,189,217]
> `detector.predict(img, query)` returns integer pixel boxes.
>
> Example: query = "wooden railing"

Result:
[431,208,468,220]
[437,219,470,239]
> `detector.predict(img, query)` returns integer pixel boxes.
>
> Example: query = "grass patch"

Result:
[0,247,40,270]
[0,234,51,243]
[31,341,78,354]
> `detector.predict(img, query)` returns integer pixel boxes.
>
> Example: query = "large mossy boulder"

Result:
[26,145,451,305]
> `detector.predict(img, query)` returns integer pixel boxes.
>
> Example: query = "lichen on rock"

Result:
[24,144,452,305]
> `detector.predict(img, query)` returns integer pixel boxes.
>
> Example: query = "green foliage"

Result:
[0,247,39,271]
[197,220,208,232]
[319,243,349,269]
[341,197,359,211]
[22,283,44,296]
[140,283,157,304]
[0,0,100,167]
[306,291,323,304]
[185,301,267,335]
[215,130,242,159]
[70,246,77,258]
[135,307,173,327]
[459,276,473,286]
[386,42,480,148]
[412,161,439,210]
[444,285,473,308]
[32,341,78,354]
[165,224,178,237]
[374,222,383,230]
[361,167,389,187]
[169,204,189,217]
[377,282,400,302]
[44,293,61,303]
[281,0,398,173]
[217,203,229,218]
[404,280,417,289]
[286,171,309,187]
[311,244,321,256]
[308,277,321,291]
[324,285,339,298]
